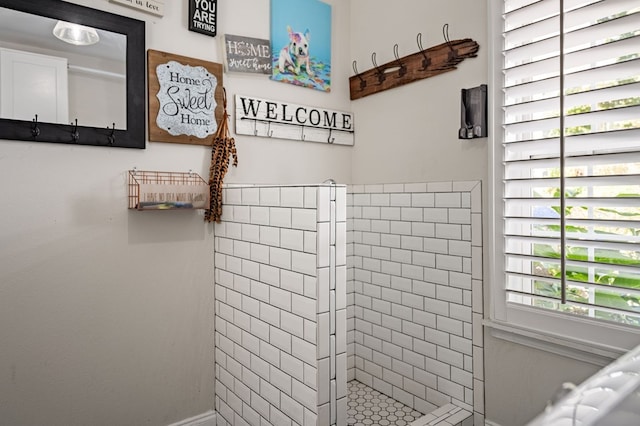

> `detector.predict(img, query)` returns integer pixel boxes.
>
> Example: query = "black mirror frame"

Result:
[0,0,145,149]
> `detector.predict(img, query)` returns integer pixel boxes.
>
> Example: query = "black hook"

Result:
[417,33,431,70]
[393,44,407,78]
[108,123,116,145]
[328,128,335,144]
[31,114,40,138]
[371,52,385,85]
[352,60,367,91]
[443,24,457,60]
[222,86,227,109]
[70,118,79,142]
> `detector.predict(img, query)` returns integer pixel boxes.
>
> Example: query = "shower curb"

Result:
[166,410,216,426]
[410,403,472,426]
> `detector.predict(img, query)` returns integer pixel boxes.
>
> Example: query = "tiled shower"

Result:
[213,181,483,426]
[347,182,483,426]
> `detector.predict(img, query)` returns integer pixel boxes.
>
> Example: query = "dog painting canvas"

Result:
[271,0,331,92]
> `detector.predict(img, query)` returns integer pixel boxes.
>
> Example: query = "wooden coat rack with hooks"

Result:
[350,25,479,101]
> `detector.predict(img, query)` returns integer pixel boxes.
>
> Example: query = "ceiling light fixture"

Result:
[53,21,100,46]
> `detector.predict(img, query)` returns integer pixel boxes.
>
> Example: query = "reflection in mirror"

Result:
[0,7,127,129]
[0,0,145,149]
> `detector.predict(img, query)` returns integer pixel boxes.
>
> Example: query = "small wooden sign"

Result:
[189,0,217,37]
[223,34,272,74]
[139,183,208,209]
[109,0,164,17]
[235,95,354,146]
[148,50,223,146]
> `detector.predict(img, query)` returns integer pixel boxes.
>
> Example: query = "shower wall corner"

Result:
[214,184,348,426]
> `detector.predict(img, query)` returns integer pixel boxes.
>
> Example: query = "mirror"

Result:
[0,0,145,148]
[0,8,127,129]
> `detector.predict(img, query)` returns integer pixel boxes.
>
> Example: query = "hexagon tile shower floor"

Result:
[347,381,424,425]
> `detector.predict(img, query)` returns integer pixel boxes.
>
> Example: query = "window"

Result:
[493,0,640,349]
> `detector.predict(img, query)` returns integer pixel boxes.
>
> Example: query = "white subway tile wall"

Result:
[347,182,484,424]
[215,185,347,426]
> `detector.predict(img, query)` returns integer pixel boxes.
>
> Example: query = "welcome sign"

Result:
[148,50,224,146]
[235,95,354,146]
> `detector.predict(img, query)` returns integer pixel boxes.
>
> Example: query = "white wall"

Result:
[484,333,600,425]
[0,1,352,425]
[349,0,488,185]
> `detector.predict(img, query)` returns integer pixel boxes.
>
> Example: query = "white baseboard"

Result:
[167,410,216,426]
[485,420,502,426]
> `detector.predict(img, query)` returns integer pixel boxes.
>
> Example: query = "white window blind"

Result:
[502,0,640,325]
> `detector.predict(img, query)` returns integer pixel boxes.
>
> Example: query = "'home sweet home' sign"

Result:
[235,95,354,146]
[155,61,217,138]
[148,50,224,146]
[223,35,271,74]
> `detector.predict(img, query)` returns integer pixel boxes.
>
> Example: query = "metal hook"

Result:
[222,86,227,109]
[70,118,79,142]
[371,52,385,85]
[253,119,258,136]
[267,121,273,137]
[107,123,116,145]
[301,125,306,141]
[352,60,366,91]
[393,44,407,77]
[417,33,431,70]
[328,128,335,144]
[443,23,457,59]
[31,114,40,138]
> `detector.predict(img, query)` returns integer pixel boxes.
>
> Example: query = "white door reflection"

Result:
[0,6,126,129]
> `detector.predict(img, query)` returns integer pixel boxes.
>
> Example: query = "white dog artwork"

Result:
[278,26,314,77]
[271,0,331,92]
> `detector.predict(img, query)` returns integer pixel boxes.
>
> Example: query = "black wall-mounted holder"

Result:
[459,84,487,139]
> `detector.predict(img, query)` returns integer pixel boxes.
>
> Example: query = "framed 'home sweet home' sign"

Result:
[147,50,223,146]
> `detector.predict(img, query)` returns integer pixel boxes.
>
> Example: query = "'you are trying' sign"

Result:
[189,0,217,37]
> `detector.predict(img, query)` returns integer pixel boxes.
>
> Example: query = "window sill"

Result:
[484,319,628,367]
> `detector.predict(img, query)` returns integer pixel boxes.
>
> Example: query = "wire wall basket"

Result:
[128,169,209,210]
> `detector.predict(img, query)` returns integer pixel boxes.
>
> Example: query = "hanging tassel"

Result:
[205,87,238,223]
